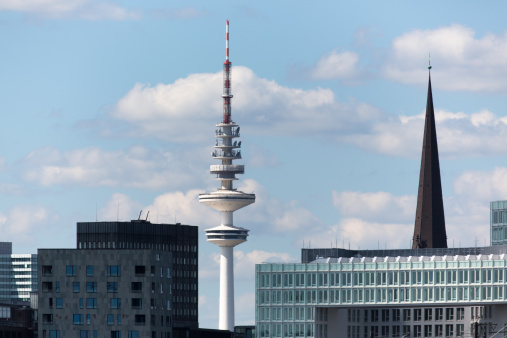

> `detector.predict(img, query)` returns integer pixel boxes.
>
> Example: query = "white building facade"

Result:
[256,247,507,338]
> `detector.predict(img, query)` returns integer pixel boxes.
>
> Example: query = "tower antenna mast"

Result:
[199,20,256,332]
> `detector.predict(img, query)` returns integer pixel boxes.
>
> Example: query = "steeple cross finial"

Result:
[428,53,432,70]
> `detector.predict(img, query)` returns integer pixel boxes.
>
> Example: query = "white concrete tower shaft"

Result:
[199,20,255,332]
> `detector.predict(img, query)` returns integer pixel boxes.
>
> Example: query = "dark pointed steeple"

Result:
[412,65,447,249]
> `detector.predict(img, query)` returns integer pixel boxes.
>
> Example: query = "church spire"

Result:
[412,65,447,249]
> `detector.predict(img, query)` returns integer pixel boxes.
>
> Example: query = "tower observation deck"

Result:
[198,20,255,332]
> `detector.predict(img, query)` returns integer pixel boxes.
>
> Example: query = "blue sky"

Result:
[2,0,507,328]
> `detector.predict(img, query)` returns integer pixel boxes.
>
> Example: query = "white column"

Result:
[219,245,234,331]
[221,211,233,226]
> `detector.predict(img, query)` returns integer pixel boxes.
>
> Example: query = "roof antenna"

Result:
[428,53,432,70]
[138,210,142,220]
[145,211,150,221]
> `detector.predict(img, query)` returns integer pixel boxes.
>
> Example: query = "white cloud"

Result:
[110,66,381,143]
[234,250,296,280]
[384,24,507,92]
[0,0,139,20]
[20,146,209,189]
[346,109,507,158]
[149,7,208,19]
[0,205,58,247]
[309,50,360,81]
[333,190,415,223]
[97,193,144,222]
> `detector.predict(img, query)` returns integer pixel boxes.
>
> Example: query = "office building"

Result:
[490,200,507,246]
[0,242,38,303]
[38,220,198,338]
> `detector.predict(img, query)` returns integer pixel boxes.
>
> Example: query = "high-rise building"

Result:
[38,220,198,338]
[0,242,37,303]
[491,200,507,246]
[199,20,255,332]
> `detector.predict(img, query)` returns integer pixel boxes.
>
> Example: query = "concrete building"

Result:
[38,220,198,338]
[0,242,38,303]
[256,246,507,338]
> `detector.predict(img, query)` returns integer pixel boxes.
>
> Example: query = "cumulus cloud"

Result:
[19,146,209,189]
[0,0,139,20]
[0,205,58,247]
[345,109,507,158]
[384,24,507,92]
[333,190,415,223]
[110,66,381,143]
[309,50,360,81]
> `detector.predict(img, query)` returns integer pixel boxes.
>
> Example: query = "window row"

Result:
[258,285,506,305]
[258,269,507,288]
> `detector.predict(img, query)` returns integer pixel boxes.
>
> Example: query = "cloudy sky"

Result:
[2,0,507,329]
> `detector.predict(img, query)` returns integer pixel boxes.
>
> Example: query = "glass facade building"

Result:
[0,242,37,303]
[256,247,507,337]
[491,200,507,246]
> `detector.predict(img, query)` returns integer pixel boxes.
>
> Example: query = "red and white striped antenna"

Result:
[222,20,232,124]
[226,19,229,61]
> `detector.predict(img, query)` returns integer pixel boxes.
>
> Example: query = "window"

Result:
[167,268,171,278]
[118,314,122,325]
[128,332,139,338]
[80,331,90,338]
[436,308,443,320]
[107,265,121,276]
[56,298,63,309]
[135,314,146,326]
[87,282,97,293]
[55,282,60,293]
[414,309,422,321]
[107,282,118,293]
[131,282,142,293]
[66,265,77,276]
[425,308,433,321]
[73,282,80,293]
[110,298,121,309]
[111,331,121,338]
[86,298,97,309]
[457,324,464,336]
[49,331,60,338]
[424,325,432,337]
[73,314,83,325]
[86,266,94,277]
[43,314,53,324]
[135,266,145,275]
[42,282,53,292]
[42,265,53,276]
[107,314,114,325]
[403,309,411,321]
[393,309,400,321]
[87,314,90,325]
[381,309,389,322]
[457,308,464,320]
[446,308,454,321]
[446,324,454,337]
[131,298,142,309]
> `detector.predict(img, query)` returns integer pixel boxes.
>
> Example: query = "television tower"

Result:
[199,20,256,332]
